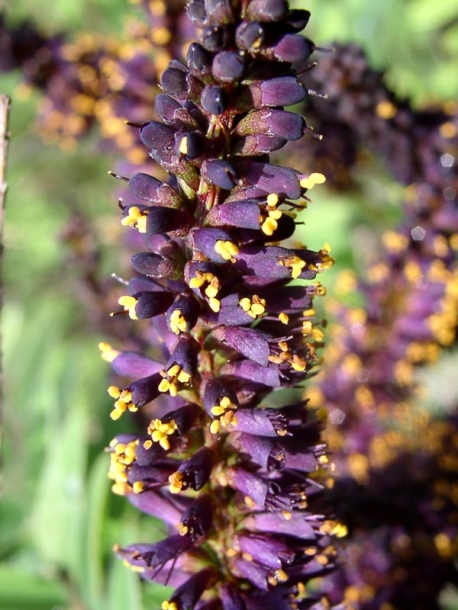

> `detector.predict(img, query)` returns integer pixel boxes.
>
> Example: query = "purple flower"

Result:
[103,0,342,606]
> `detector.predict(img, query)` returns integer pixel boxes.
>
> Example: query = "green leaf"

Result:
[0,564,68,609]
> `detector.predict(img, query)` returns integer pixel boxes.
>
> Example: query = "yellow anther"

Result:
[98,342,120,363]
[118,295,139,320]
[278,312,289,324]
[132,481,145,494]
[239,295,266,318]
[267,193,279,207]
[275,569,288,583]
[210,419,221,434]
[158,378,176,396]
[214,239,239,261]
[107,386,137,419]
[167,364,180,377]
[108,385,121,398]
[262,216,279,236]
[300,172,326,190]
[376,100,397,119]
[169,472,184,494]
[331,522,348,538]
[291,355,306,372]
[279,255,306,279]
[209,297,221,312]
[169,309,187,334]
[261,207,283,236]
[162,601,179,610]
[120,206,148,233]
[147,418,178,450]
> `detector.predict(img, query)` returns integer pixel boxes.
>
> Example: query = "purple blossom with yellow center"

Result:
[99,0,345,608]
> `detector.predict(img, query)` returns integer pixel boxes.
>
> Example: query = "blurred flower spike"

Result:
[103,0,344,607]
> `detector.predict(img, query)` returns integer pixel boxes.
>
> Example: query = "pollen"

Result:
[169,471,185,494]
[376,100,397,119]
[147,418,178,450]
[261,209,282,236]
[162,601,179,610]
[107,386,137,419]
[279,255,306,279]
[300,172,326,190]
[159,365,191,396]
[214,239,239,261]
[118,295,139,320]
[169,309,187,334]
[98,342,120,362]
[278,312,289,324]
[121,206,148,233]
[211,395,238,432]
[267,193,279,207]
[190,272,221,311]
[239,295,266,318]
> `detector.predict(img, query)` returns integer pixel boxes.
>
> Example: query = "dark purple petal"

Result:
[131,252,176,279]
[232,134,287,156]
[207,199,261,229]
[131,290,175,319]
[187,42,213,76]
[127,489,185,524]
[170,447,214,493]
[201,25,230,52]
[243,511,316,540]
[245,0,288,21]
[221,359,281,387]
[190,227,239,263]
[236,161,301,199]
[201,158,238,189]
[145,206,190,236]
[233,558,270,590]
[180,494,214,538]
[212,50,245,83]
[166,294,200,334]
[110,352,163,378]
[165,569,217,610]
[201,85,228,115]
[235,21,265,52]
[231,407,288,437]
[260,76,306,107]
[216,326,271,366]
[124,534,192,569]
[234,108,305,141]
[160,63,189,96]
[187,0,207,26]
[129,173,182,207]
[139,121,176,151]
[130,373,163,407]
[231,468,269,507]
[205,0,236,24]
[272,34,315,63]
[154,94,182,124]
[237,533,295,569]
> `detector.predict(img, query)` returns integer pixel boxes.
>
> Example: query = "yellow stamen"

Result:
[169,309,187,334]
[214,239,239,261]
[118,295,139,320]
[98,342,120,362]
[120,206,148,233]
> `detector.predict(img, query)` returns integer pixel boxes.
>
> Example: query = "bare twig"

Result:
[0,95,10,229]
[0,94,11,491]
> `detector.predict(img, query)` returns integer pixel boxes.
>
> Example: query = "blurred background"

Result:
[2,0,458,608]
